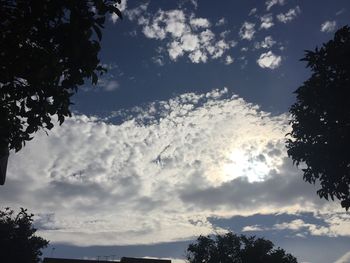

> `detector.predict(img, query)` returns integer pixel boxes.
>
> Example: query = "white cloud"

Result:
[180,34,200,51]
[94,76,120,92]
[1,88,344,247]
[242,225,264,232]
[189,49,207,63]
[266,0,286,11]
[321,20,337,33]
[126,5,233,64]
[274,219,328,234]
[165,10,188,37]
[322,213,350,237]
[334,251,350,263]
[168,41,184,60]
[255,36,276,49]
[216,18,226,26]
[212,40,231,58]
[273,213,350,238]
[260,14,274,29]
[225,55,234,65]
[239,22,256,40]
[257,51,282,69]
[277,6,301,23]
[104,80,119,91]
[190,17,211,29]
[152,56,165,66]
[249,8,258,16]
[220,30,231,38]
[125,2,148,21]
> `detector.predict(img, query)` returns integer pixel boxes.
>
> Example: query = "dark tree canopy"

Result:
[186,232,298,263]
[0,0,122,151]
[286,25,350,210]
[0,0,122,184]
[0,207,49,263]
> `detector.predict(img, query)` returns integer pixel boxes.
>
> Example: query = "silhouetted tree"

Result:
[286,25,350,210]
[0,0,122,184]
[0,207,49,263]
[186,232,298,263]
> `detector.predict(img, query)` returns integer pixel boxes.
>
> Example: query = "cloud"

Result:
[102,80,119,91]
[239,22,256,40]
[94,68,121,92]
[277,6,301,23]
[125,2,148,21]
[216,18,226,26]
[320,21,337,33]
[273,219,329,235]
[1,88,344,247]
[189,0,198,9]
[151,47,166,66]
[242,225,264,232]
[334,251,350,263]
[266,0,286,11]
[190,17,211,29]
[82,67,122,92]
[270,213,350,238]
[257,51,282,69]
[336,9,346,16]
[225,55,234,65]
[180,156,324,211]
[254,36,276,49]
[249,8,258,16]
[260,14,274,29]
[126,5,234,63]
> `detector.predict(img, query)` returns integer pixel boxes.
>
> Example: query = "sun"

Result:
[222,148,272,183]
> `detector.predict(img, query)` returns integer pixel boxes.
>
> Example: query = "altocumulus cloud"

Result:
[239,22,256,40]
[0,89,346,246]
[276,6,301,23]
[125,4,235,63]
[265,0,286,11]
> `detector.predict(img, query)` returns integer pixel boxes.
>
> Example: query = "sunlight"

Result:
[222,148,271,183]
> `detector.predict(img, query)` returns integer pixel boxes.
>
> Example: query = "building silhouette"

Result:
[43,257,171,263]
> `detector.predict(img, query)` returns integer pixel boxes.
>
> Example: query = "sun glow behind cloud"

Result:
[223,143,284,183]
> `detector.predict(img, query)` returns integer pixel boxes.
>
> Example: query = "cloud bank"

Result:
[1,88,345,246]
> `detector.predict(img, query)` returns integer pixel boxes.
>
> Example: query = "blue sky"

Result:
[1,1,350,263]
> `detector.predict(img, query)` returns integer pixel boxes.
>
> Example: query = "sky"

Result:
[1,0,350,263]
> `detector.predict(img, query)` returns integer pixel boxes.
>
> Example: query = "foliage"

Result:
[0,207,49,263]
[186,232,298,263]
[0,0,122,153]
[286,25,350,210]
